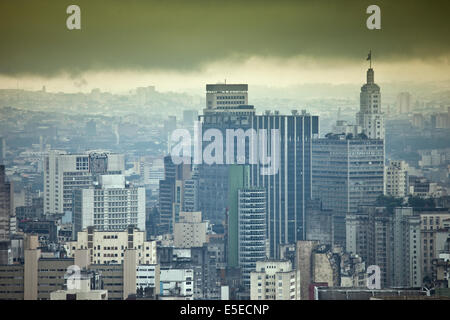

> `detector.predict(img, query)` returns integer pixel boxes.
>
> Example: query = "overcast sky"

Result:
[1,0,449,93]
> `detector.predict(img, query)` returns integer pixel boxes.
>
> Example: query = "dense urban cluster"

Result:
[0,65,449,300]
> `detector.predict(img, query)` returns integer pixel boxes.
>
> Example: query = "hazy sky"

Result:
[1,0,449,93]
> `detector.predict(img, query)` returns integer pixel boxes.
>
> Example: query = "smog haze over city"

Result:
[0,0,449,310]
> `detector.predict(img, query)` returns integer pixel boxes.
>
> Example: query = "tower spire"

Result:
[367,50,372,68]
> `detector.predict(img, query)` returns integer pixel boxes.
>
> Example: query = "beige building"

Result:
[250,260,300,300]
[173,211,207,248]
[385,160,409,198]
[419,209,450,279]
[296,240,319,300]
[64,227,157,265]
[0,246,153,300]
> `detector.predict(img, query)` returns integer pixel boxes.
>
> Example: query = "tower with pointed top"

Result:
[356,54,385,140]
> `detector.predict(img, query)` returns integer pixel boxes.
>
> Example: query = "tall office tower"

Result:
[385,160,409,198]
[44,150,124,215]
[228,165,251,268]
[0,165,12,241]
[0,137,5,164]
[198,84,254,226]
[72,175,145,237]
[346,206,393,288]
[397,92,412,114]
[250,260,301,300]
[158,156,192,234]
[356,65,385,140]
[173,211,207,248]
[251,110,319,258]
[312,135,384,246]
[0,165,12,265]
[392,207,422,287]
[238,188,267,290]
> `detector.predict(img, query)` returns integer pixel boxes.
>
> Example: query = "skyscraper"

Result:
[0,165,12,241]
[251,110,319,258]
[356,63,385,140]
[238,187,266,290]
[312,134,385,246]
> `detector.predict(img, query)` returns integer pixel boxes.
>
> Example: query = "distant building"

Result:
[312,135,385,246]
[346,206,393,287]
[356,65,385,140]
[238,187,267,289]
[44,150,124,215]
[391,207,422,287]
[158,156,192,234]
[417,208,450,280]
[397,92,412,114]
[65,227,157,265]
[173,211,208,248]
[250,260,300,300]
[50,271,107,300]
[72,174,145,236]
[0,165,12,242]
[385,160,409,198]
[314,287,425,300]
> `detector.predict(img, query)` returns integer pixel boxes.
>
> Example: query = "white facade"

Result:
[73,174,145,235]
[385,160,409,197]
[250,260,300,300]
[238,188,266,289]
[160,268,194,299]
[356,68,385,140]
[65,228,157,265]
[136,264,160,295]
[44,150,124,215]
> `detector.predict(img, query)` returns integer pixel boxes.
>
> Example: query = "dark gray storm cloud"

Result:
[1,0,449,77]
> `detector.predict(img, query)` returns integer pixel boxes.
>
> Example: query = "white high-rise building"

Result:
[72,175,145,236]
[356,66,385,140]
[250,260,300,300]
[44,150,124,215]
[385,160,409,198]
[238,188,267,289]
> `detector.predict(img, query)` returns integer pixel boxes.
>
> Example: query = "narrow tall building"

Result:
[251,110,319,258]
[0,165,11,240]
[238,187,267,289]
[356,63,385,140]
